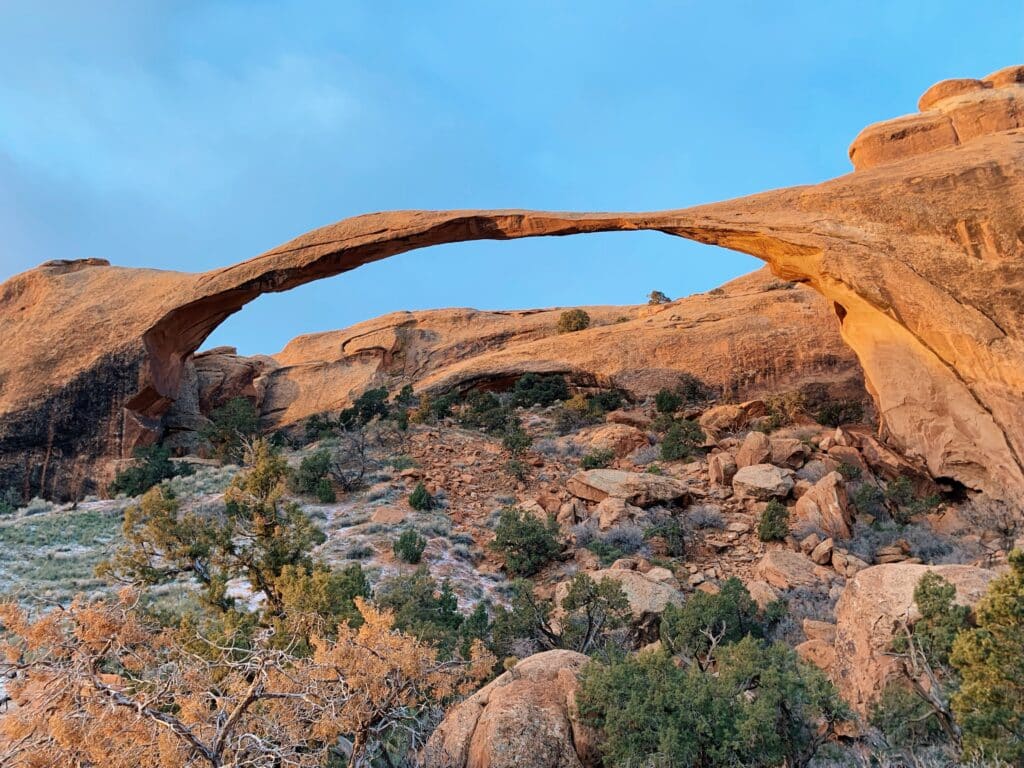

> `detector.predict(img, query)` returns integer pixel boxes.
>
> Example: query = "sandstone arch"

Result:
[1,66,1023,500]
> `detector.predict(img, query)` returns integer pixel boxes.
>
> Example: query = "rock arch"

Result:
[2,66,1023,499]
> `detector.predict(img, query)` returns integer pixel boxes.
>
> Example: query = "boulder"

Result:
[744,579,781,610]
[831,563,997,715]
[796,638,836,671]
[810,537,834,565]
[707,451,738,486]
[606,410,653,430]
[735,431,771,468]
[792,472,853,539]
[770,437,810,469]
[424,650,598,768]
[593,496,642,530]
[566,469,689,507]
[732,464,794,500]
[755,550,822,590]
[698,400,767,434]
[803,619,837,644]
[574,423,650,459]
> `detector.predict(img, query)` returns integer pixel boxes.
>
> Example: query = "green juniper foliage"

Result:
[393,528,428,564]
[758,499,790,542]
[110,445,192,497]
[490,506,561,576]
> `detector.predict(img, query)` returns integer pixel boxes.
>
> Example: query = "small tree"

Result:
[951,549,1024,762]
[577,637,845,768]
[408,482,435,511]
[292,449,332,495]
[110,444,190,497]
[99,439,326,616]
[648,290,671,305]
[374,567,467,658]
[557,309,591,333]
[660,577,769,668]
[758,499,790,542]
[490,506,562,576]
[490,574,630,657]
[660,419,703,460]
[201,397,259,464]
[655,388,682,414]
[394,528,427,564]
[501,418,532,457]
[315,477,336,503]
[338,386,390,428]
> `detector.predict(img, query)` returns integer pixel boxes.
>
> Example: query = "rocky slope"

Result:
[2,65,1023,501]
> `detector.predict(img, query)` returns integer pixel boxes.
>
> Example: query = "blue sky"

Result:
[1,2,1021,354]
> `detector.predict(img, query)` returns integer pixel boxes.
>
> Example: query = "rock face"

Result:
[424,650,598,768]
[2,66,1024,501]
[830,563,997,715]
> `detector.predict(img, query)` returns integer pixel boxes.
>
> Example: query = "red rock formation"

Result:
[258,268,859,429]
[1,66,1022,500]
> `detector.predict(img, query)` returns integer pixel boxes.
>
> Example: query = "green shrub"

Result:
[885,476,940,524]
[661,578,768,660]
[644,518,686,557]
[851,482,886,515]
[0,487,19,515]
[757,499,790,542]
[408,482,435,511]
[871,682,948,753]
[655,388,682,414]
[292,450,332,496]
[578,636,845,767]
[837,462,862,480]
[510,373,570,407]
[648,290,671,305]
[952,550,1024,762]
[393,528,427,564]
[374,567,465,657]
[394,384,415,408]
[556,309,591,333]
[660,419,703,461]
[490,507,562,576]
[589,390,625,414]
[201,397,259,464]
[315,478,336,503]
[501,418,532,457]
[815,400,864,427]
[110,445,192,497]
[339,387,389,428]
[458,391,511,433]
[304,412,338,442]
[503,459,529,480]
[580,449,615,470]
[490,574,630,657]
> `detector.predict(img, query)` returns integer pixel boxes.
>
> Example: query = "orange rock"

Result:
[793,472,853,540]
[831,563,997,716]
[3,66,1024,503]
[424,650,598,768]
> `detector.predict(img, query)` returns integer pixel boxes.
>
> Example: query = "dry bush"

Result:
[0,592,492,768]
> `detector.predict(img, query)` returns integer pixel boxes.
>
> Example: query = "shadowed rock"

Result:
[2,66,1023,500]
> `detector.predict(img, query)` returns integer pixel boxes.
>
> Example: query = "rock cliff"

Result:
[2,65,1023,500]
